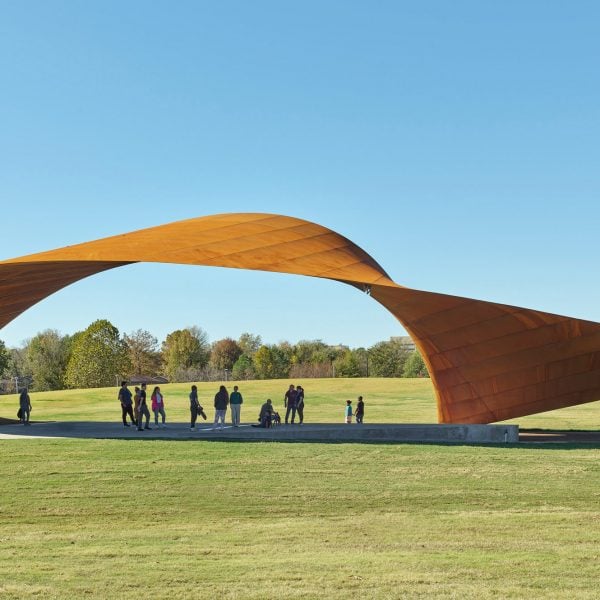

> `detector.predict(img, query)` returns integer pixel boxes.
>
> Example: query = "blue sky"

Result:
[1,1,599,349]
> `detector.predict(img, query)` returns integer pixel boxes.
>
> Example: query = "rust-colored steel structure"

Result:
[2,212,600,424]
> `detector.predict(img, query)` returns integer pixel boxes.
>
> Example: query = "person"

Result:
[19,388,31,426]
[284,384,298,424]
[137,383,152,430]
[189,384,206,431]
[252,399,274,428]
[229,385,243,427]
[345,399,353,424]
[151,386,167,428]
[212,385,229,431]
[118,381,136,427]
[296,385,305,424]
[133,387,141,427]
[355,396,365,424]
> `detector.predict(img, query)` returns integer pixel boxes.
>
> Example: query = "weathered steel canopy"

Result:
[2,212,599,424]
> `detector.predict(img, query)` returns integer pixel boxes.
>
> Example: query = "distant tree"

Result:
[6,347,29,379]
[368,339,409,377]
[210,338,243,371]
[352,347,369,377]
[238,332,262,357]
[65,320,129,388]
[124,329,161,376]
[334,349,362,378]
[253,345,290,379]
[292,340,329,364]
[161,326,210,382]
[0,339,9,377]
[277,340,294,368]
[402,351,429,378]
[232,354,256,380]
[25,329,71,391]
[288,361,333,378]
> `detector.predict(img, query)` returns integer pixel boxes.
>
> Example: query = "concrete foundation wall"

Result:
[0,421,520,444]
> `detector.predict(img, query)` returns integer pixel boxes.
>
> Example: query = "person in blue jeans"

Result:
[284,384,298,424]
[118,381,136,427]
[296,385,305,424]
[137,383,152,430]
[355,396,365,424]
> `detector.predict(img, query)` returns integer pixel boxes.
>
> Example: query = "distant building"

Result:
[390,336,416,353]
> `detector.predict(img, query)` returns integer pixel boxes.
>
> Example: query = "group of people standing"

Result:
[117,381,366,429]
[118,381,167,430]
[16,382,366,429]
[283,384,305,424]
[117,381,247,431]
[117,381,311,430]
[205,384,244,431]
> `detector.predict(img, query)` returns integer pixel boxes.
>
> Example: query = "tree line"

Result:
[0,319,429,392]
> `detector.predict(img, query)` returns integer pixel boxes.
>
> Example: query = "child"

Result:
[345,399,352,424]
[355,396,365,424]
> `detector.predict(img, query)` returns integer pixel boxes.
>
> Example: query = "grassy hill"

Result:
[2,377,600,429]
[2,379,600,598]
[0,377,437,424]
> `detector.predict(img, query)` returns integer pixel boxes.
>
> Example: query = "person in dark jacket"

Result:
[296,385,305,424]
[190,384,206,431]
[137,383,152,430]
[118,381,136,427]
[355,396,365,424]
[212,385,229,431]
[284,384,298,424]
[19,388,32,425]
[252,399,274,428]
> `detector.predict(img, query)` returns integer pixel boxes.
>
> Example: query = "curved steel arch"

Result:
[2,212,600,424]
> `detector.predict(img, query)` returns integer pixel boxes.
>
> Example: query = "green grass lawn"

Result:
[0,377,438,425]
[1,376,600,429]
[2,379,600,598]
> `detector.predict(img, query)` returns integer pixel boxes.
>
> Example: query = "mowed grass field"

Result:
[2,377,600,428]
[2,379,600,599]
[0,378,438,425]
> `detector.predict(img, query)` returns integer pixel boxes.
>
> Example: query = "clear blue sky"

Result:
[1,1,599,349]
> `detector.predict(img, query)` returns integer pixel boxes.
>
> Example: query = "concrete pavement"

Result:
[0,420,519,443]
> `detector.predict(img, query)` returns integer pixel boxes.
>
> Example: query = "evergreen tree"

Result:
[231,353,255,380]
